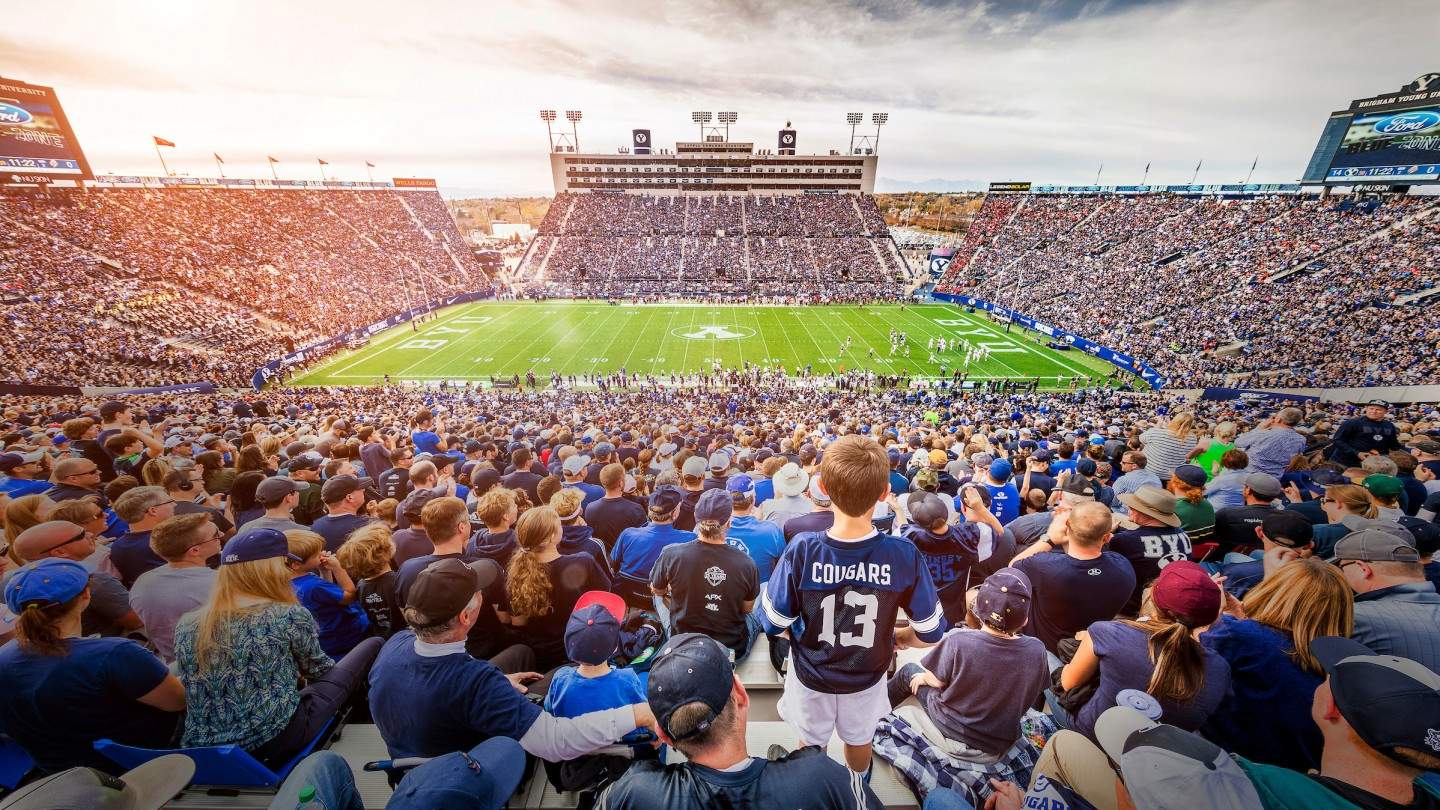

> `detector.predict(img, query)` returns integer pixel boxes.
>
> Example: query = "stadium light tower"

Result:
[847,113,864,154]
[692,111,712,142]
[566,110,583,153]
[718,111,738,142]
[540,110,557,152]
[872,112,888,154]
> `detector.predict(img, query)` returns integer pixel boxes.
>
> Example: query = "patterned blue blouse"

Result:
[173,602,334,749]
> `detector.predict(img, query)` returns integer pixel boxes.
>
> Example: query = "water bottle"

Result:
[297,785,326,810]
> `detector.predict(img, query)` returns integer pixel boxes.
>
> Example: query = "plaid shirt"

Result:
[872,710,1059,806]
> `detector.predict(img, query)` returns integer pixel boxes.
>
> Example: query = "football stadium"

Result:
[2,5,1440,809]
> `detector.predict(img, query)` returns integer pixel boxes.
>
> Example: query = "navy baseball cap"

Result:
[221,527,302,566]
[649,485,683,516]
[565,591,625,666]
[1312,636,1440,767]
[5,558,90,613]
[648,633,735,742]
[975,568,1032,634]
[694,488,733,523]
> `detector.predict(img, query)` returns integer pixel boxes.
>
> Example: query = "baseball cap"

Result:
[1059,475,1096,497]
[0,753,196,810]
[974,568,1032,634]
[256,476,310,502]
[321,474,374,503]
[405,558,500,629]
[694,488,733,523]
[163,436,192,450]
[221,527,302,566]
[911,467,939,491]
[927,449,947,466]
[907,492,949,530]
[1075,457,1098,477]
[1241,473,1282,499]
[562,455,591,475]
[726,475,755,498]
[658,442,677,456]
[647,633,735,742]
[649,485,684,516]
[1261,511,1314,549]
[1330,526,1420,563]
[4,558,90,613]
[471,467,502,491]
[1410,439,1440,455]
[1150,560,1221,626]
[565,591,625,666]
[708,451,732,473]
[287,455,321,473]
[0,451,42,472]
[1365,399,1391,408]
[1312,636,1440,767]
[464,440,484,454]
[989,458,1013,483]
[594,442,616,458]
[1095,707,1263,810]
[1362,474,1404,500]
[1171,465,1207,488]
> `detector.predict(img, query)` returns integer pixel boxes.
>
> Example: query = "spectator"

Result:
[1167,464,1215,547]
[285,529,370,657]
[1054,561,1230,743]
[310,474,378,552]
[759,462,810,530]
[611,485,694,609]
[1204,448,1253,510]
[895,488,1001,624]
[550,487,612,579]
[109,485,177,588]
[173,527,382,766]
[1110,452,1161,513]
[12,521,142,638]
[1333,525,1440,672]
[584,463,647,548]
[129,512,222,663]
[0,558,185,774]
[1110,486,1194,615]
[650,489,761,661]
[1218,511,1316,599]
[335,521,402,640]
[1211,473,1283,554]
[594,633,884,809]
[1330,400,1402,469]
[467,487,520,569]
[1312,482,1380,558]
[1138,414,1198,483]
[246,476,309,533]
[507,505,611,672]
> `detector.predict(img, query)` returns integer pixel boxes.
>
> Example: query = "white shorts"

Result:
[776,664,891,747]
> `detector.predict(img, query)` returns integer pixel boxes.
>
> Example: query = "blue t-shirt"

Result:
[611,523,696,582]
[981,483,1021,526]
[292,573,371,657]
[369,631,543,759]
[752,477,775,507]
[310,513,377,553]
[1200,615,1324,772]
[762,530,946,693]
[108,530,167,589]
[412,430,444,456]
[0,477,49,498]
[1048,459,1077,478]
[726,515,786,582]
[0,637,178,773]
[545,666,646,724]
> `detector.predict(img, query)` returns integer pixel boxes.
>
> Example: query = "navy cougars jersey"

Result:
[762,530,945,693]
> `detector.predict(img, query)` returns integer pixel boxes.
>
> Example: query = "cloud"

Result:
[0,34,192,92]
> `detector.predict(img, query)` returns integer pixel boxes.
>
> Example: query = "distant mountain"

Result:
[875,177,989,193]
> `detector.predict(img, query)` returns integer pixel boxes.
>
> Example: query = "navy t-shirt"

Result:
[1107,526,1193,614]
[1012,550,1136,652]
[597,746,884,809]
[310,513,378,553]
[109,530,167,589]
[369,630,542,759]
[1200,615,1324,772]
[513,553,611,670]
[584,497,648,549]
[899,523,985,624]
[0,637,179,773]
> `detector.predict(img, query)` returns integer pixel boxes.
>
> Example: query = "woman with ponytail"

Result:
[1312,483,1381,558]
[1057,560,1231,744]
[0,558,185,773]
[506,505,610,671]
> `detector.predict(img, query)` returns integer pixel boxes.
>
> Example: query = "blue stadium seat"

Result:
[94,715,342,789]
[0,737,35,790]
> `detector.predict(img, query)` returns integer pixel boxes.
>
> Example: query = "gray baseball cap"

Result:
[1330,525,1420,563]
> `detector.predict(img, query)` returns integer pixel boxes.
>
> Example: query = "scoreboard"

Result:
[1302,72,1440,185]
[0,77,92,184]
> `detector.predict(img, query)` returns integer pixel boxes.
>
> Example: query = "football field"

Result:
[285,302,1129,388]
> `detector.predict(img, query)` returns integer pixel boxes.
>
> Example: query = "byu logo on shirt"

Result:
[704,566,727,586]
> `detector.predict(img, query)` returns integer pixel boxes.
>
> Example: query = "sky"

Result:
[2,0,1436,197]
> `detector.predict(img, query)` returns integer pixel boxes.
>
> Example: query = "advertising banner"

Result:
[1200,387,1320,404]
[392,177,438,188]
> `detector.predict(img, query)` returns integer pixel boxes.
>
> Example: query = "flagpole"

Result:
[1190,159,1203,185]
[365,163,373,183]
[1095,163,1103,185]
[154,140,171,176]
[215,156,225,178]
[1142,162,1149,186]
[1244,156,1258,184]
[270,158,278,181]
[318,159,325,182]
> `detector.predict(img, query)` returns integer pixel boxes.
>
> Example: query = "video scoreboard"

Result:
[1302,72,1440,186]
[0,77,92,184]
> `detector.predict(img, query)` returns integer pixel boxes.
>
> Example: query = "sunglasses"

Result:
[34,525,88,556]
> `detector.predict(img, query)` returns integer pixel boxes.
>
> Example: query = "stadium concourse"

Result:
[934,191,1440,389]
[2,379,1440,808]
[0,187,494,389]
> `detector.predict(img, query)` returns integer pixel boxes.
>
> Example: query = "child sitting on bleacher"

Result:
[544,590,648,792]
[286,529,371,657]
[336,522,403,640]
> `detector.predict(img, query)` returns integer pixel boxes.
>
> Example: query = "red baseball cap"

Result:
[1151,561,1221,626]
[574,590,626,623]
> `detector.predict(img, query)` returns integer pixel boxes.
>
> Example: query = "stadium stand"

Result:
[0,187,489,387]
[526,192,906,299]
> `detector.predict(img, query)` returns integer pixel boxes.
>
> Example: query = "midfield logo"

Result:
[672,325,756,340]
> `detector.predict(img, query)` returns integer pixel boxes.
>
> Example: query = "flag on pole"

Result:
[213,153,224,164]
[365,161,375,168]
[153,136,175,147]
[1249,156,1258,172]
[318,159,328,165]
[1144,162,1150,172]
[268,156,280,163]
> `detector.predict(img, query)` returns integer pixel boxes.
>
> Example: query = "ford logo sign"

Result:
[1373,111,1440,135]
[0,103,33,125]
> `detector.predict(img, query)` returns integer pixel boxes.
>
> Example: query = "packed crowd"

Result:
[938,192,1439,387]
[1,382,1439,809]
[0,186,488,387]
[524,192,906,298]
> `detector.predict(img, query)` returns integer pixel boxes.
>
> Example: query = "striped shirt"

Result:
[1138,428,1197,480]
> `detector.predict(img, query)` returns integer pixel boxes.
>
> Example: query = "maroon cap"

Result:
[1151,561,1221,626]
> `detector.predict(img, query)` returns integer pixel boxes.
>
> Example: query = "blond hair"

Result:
[188,557,298,676]
[507,506,561,619]
[284,529,325,564]
[336,522,395,580]
[549,488,585,523]
[1241,557,1353,675]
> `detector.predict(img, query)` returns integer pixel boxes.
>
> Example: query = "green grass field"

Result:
[286,302,1127,388]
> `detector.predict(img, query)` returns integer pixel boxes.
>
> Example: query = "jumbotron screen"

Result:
[1324,105,1440,183]
[0,77,93,183]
